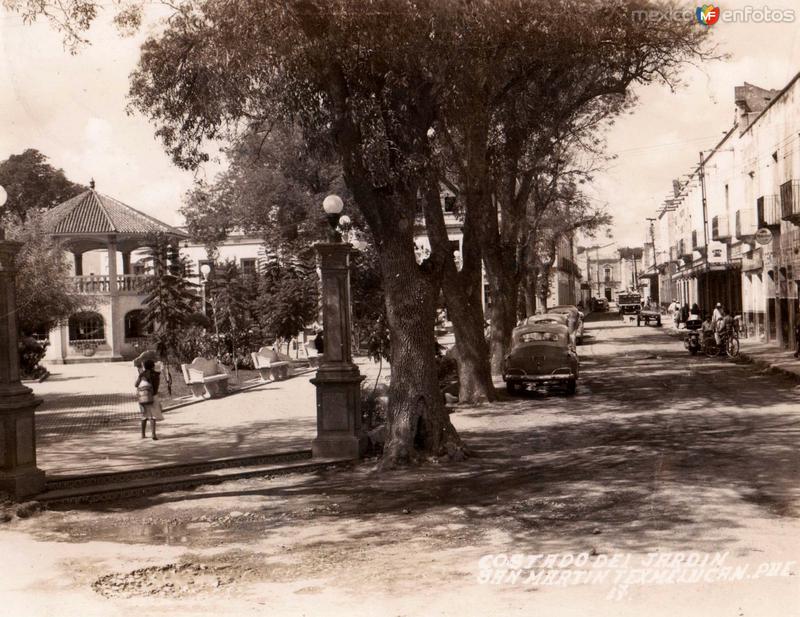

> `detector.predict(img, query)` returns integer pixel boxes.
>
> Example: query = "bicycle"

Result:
[703,328,740,359]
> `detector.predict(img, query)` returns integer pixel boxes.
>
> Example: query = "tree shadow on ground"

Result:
[34,325,800,560]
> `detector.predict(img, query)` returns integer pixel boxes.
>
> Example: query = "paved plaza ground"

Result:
[32,363,323,476]
[4,317,799,616]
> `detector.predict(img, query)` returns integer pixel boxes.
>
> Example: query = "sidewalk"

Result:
[660,323,800,381]
[738,338,800,381]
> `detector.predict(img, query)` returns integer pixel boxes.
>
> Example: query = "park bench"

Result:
[180,357,230,399]
[303,341,321,367]
[250,346,292,382]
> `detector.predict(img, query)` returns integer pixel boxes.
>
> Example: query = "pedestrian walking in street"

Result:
[669,300,680,330]
[712,302,724,328]
[136,359,163,440]
[680,303,690,327]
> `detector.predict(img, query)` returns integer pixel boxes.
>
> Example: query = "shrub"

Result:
[19,336,48,380]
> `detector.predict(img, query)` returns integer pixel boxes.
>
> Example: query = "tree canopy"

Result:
[8,0,715,465]
[0,149,85,222]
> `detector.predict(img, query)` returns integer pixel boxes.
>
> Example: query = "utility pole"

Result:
[646,218,657,269]
[593,246,597,297]
[699,151,710,311]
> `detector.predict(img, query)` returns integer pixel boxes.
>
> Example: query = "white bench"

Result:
[180,357,230,399]
[250,346,291,382]
[304,342,321,367]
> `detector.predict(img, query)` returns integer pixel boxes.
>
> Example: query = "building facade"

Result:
[579,242,646,303]
[648,76,800,350]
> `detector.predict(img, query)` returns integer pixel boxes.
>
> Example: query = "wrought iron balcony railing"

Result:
[711,215,730,240]
[757,194,781,228]
[780,180,800,224]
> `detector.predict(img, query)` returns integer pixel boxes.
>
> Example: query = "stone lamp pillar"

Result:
[310,241,366,459]
[0,239,45,498]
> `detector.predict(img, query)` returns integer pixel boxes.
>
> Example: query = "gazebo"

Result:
[41,183,187,363]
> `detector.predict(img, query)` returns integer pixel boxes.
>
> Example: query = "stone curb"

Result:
[736,351,800,383]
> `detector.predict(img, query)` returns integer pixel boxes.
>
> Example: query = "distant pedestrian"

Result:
[668,300,680,329]
[313,329,324,355]
[795,321,800,358]
[691,303,702,319]
[135,359,163,440]
[712,302,724,328]
[680,303,690,325]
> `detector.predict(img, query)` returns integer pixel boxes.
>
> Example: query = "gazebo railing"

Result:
[69,274,151,294]
[118,274,151,293]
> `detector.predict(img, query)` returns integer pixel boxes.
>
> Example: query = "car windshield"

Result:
[520,332,561,343]
[619,294,640,304]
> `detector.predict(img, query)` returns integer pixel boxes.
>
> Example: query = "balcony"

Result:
[756,195,781,229]
[70,274,150,295]
[780,180,800,224]
[558,256,581,277]
[735,208,757,239]
[711,215,730,241]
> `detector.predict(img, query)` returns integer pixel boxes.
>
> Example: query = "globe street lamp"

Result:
[322,194,344,242]
[199,263,221,359]
[310,195,365,459]
[200,263,211,315]
[0,184,46,498]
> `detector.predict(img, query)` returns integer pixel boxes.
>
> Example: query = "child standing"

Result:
[135,359,163,440]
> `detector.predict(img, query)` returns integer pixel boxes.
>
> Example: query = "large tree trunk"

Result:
[485,259,520,375]
[524,269,537,316]
[536,263,553,312]
[324,54,466,465]
[421,180,495,403]
[378,227,466,466]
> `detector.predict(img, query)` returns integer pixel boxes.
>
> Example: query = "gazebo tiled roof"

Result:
[43,189,187,238]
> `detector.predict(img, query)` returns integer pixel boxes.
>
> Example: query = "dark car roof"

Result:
[512,323,570,340]
[525,314,568,325]
[549,305,579,314]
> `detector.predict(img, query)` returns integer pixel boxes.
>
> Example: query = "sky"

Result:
[1,1,800,239]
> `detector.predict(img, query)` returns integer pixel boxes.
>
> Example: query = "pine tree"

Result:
[141,234,199,395]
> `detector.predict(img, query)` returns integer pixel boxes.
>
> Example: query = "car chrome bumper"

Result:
[504,369,574,383]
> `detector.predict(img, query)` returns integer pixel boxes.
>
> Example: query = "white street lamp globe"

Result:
[0,185,7,208]
[338,215,351,227]
[200,263,212,280]
[322,194,344,215]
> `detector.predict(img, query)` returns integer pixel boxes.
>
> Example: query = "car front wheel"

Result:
[506,381,520,395]
[566,379,577,395]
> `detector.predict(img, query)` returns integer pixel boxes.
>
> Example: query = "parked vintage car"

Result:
[548,305,585,344]
[636,304,662,327]
[502,323,579,395]
[617,292,642,317]
[594,298,608,312]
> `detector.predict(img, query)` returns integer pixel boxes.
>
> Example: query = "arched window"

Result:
[68,312,105,342]
[124,310,151,339]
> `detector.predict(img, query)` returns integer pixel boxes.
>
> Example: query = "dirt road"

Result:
[3,317,798,616]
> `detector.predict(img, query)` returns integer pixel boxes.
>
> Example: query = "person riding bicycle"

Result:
[715,309,734,346]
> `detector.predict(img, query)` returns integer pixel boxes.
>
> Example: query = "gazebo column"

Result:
[122,251,131,276]
[73,252,83,276]
[107,237,122,360]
